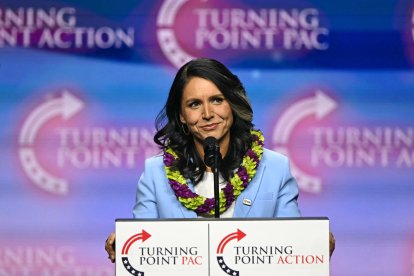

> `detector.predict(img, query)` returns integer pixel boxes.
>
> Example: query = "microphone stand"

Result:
[213,149,220,218]
[203,137,221,218]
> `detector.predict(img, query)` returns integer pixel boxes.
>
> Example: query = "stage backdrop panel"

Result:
[1,1,414,275]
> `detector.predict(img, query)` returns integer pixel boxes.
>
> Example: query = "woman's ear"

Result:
[179,113,186,124]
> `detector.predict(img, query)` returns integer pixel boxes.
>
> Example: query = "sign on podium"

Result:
[116,217,329,276]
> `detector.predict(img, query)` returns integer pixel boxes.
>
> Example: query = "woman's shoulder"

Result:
[262,148,290,166]
[143,153,164,169]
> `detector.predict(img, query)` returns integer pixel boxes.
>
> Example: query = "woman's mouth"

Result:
[200,123,218,131]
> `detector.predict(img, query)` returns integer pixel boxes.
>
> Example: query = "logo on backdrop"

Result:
[272,90,414,193]
[18,90,158,195]
[0,244,112,275]
[412,246,414,276]
[412,8,414,40]
[18,91,84,195]
[156,0,329,68]
[409,7,414,65]
[401,5,414,67]
[0,7,135,49]
[412,247,414,276]
[272,91,337,193]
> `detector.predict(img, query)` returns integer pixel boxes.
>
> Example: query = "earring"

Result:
[181,124,190,135]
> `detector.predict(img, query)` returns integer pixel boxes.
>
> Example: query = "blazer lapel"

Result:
[233,161,266,218]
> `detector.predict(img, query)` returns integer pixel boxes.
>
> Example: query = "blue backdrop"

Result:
[1,1,414,275]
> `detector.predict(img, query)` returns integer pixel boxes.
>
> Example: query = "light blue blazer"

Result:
[132,148,301,219]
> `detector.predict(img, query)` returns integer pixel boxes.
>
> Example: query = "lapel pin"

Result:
[242,198,252,206]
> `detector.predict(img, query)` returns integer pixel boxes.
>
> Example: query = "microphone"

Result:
[203,136,221,218]
[203,137,221,168]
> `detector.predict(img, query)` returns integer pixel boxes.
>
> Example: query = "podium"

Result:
[116,217,329,276]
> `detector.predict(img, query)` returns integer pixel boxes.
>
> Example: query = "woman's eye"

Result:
[189,102,200,108]
[212,97,224,104]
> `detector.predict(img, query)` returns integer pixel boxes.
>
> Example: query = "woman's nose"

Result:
[202,104,213,120]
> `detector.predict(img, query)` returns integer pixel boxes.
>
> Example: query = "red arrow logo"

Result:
[217,229,246,254]
[122,230,151,254]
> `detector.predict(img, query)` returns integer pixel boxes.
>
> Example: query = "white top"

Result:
[194,172,235,218]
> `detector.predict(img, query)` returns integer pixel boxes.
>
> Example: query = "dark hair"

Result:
[154,58,254,183]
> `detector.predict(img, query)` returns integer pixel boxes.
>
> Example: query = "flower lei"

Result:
[163,130,264,215]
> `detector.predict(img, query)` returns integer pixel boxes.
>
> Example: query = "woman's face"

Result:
[180,77,233,156]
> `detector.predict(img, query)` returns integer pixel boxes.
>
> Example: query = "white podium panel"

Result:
[116,218,329,276]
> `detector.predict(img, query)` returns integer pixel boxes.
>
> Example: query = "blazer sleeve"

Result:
[273,156,301,217]
[132,157,160,219]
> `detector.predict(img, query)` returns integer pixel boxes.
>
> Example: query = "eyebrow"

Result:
[184,94,224,103]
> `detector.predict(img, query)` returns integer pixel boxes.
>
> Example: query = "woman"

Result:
[105,58,333,261]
